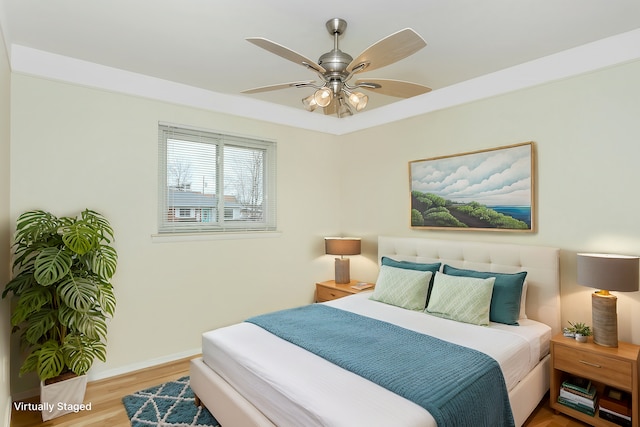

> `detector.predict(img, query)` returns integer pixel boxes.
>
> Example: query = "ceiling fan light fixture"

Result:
[313,87,333,107]
[337,98,353,118]
[346,91,368,111]
[302,94,318,111]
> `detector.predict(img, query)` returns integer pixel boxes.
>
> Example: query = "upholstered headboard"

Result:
[378,236,561,335]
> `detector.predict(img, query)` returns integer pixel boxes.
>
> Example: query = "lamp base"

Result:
[592,292,618,347]
[334,258,351,284]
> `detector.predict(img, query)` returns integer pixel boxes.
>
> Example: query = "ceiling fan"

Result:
[241,18,432,118]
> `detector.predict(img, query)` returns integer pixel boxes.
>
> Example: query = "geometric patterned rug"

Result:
[122,376,220,427]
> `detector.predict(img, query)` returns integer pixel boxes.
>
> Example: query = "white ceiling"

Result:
[1,0,640,133]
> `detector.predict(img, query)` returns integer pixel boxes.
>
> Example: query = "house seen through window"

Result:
[158,123,276,233]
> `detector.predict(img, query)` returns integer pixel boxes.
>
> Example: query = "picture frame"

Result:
[409,142,535,232]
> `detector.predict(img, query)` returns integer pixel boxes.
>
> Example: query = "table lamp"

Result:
[577,253,639,347]
[324,237,361,284]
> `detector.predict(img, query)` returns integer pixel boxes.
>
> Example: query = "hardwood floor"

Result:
[10,357,191,427]
[525,399,591,427]
[10,357,589,427]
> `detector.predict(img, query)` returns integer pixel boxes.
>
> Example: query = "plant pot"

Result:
[575,333,588,343]
[40,373,88,421]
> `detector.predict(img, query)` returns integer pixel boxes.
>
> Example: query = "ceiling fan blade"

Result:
[241,81,316,94]
[354,78,431,98]
[346,28,426,74]
[246,37,326,74]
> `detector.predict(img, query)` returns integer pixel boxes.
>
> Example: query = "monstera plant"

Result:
[2,209,117,382]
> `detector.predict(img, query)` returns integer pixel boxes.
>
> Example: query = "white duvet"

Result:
[202,292,551,427]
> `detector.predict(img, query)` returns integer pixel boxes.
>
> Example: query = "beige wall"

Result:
[8,75,341,394]
[0,22,12,427]
[341,59,640,344]
[7,58,640,398]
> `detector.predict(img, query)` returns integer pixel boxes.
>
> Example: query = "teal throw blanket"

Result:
[247,304,514,427]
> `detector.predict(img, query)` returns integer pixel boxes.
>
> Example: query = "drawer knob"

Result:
[579,359,601,368]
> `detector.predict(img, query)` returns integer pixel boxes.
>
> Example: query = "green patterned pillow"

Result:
[370,265,433,311]
[426,272,495,326]
[381,257,441,305]
[443,265,527,325]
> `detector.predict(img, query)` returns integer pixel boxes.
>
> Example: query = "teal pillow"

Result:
[443,265,527,326]
[426,272,495,326]
[370,265,433,311]
[381,257,441,273]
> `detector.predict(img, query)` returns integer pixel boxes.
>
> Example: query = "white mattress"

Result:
[201,292,552,427]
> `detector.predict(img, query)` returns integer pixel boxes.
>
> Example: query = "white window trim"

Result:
[151,230,282,243]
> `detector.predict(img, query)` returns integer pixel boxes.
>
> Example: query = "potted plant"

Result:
[567,321,591,343]
[2,209,117,420]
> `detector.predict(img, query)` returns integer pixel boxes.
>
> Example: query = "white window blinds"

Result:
[158,123,276,233]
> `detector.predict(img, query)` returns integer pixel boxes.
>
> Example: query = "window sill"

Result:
[151,231,282,243]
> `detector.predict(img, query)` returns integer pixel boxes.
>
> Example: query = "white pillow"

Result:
[426,272,495,326]
[370,265,432,311]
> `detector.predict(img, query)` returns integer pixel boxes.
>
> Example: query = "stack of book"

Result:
[599,386,632,427]
[557,376,597,416]
[350,282,374,291]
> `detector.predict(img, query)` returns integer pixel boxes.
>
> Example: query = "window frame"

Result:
[158,122,277,235]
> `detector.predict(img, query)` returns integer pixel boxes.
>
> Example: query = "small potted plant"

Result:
[567,321,591,343]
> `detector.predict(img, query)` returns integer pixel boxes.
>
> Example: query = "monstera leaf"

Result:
[34,247,72,286]
[63,334,107,376]
[97,283,116,317]
[81,209,115,242]
[14,210,60,247]
[22,308,58,346]
[20,340,66,381]
[57,275,97,313]
[61,223,98,255]
[2,272,37,298]
[87,245,118,279]
[10,286,53,328]
[58,306,107,340]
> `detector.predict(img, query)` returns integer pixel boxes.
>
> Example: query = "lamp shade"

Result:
[324,237,361,256]
[577,253,639,292]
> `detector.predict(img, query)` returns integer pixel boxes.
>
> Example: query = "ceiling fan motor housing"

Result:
[318,18,353,94]
[318,50,352,77]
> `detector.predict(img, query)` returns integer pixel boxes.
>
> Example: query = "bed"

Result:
[190,236,560,426]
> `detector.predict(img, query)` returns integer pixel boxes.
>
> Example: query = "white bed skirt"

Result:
[190,355,550,427]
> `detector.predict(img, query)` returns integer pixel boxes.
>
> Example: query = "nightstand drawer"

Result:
[554,345,633,390]
[316,285,351,302]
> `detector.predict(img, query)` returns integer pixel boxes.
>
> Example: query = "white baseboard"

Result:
[87,347,201,382]
[10,348,202,402]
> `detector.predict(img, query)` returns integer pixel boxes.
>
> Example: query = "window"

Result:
[158,123,276,234]
[177,208,194,218]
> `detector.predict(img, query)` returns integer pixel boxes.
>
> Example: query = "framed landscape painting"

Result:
[410,142,535,232]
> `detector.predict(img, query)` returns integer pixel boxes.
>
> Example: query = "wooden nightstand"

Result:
[550,333,640,427]
[315,280,374,302]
